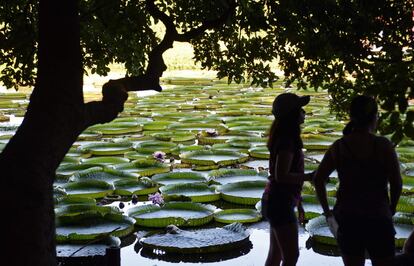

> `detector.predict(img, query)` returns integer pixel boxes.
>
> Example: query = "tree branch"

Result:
[176,0,237,42]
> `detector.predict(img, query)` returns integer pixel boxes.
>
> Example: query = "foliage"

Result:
[1,0,413,141]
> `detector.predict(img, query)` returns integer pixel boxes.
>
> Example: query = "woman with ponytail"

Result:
[314,95,402,266]
[262,93,314,266]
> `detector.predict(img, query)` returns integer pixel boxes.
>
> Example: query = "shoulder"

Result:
[374,135,394,151]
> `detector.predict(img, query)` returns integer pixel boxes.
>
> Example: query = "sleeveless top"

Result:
[266,138,304,203]
[334,136,391,218]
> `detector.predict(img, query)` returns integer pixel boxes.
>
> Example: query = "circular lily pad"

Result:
[55,195,96,207]
[56,213,135,244]
[80,156,130,166]
[214,209,262,224]
[248,146,270,159]
[303,134,336,150]
[160,183,220,203]
[152,172,207,186]
[56,164,102,178]
[79,141,133,156]
[151,131,196,143]
[113,177,159,196]
[63,180,114,198]
[134,140,177,153]
[208,169,268,185]
[128,202,216,227]
[87,122,142,135]
[140,223,250,254]
[180,150,249,166]
[113,159,170,177]
[70,168,138,185]
[217,180,267,205]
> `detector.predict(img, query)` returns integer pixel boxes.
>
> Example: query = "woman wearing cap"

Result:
[263,93,314,266]
[314,95,402,266]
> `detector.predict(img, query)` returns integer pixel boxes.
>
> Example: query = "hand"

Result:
[304,171,315,182]
[323,209,333,219]
[297,202,307,225]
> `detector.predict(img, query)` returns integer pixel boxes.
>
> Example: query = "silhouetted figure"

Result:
[395,229,414,266]
[262,93,313,266]
[314,95,402,266]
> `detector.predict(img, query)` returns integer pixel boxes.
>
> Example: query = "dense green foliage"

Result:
[1,0,413,141]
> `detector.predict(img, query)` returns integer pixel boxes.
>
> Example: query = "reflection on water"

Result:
[120,222,347,266]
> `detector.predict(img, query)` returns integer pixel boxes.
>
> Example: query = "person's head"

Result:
[343,95,378,135]
[271,93,310,125]
[267,93,310,152]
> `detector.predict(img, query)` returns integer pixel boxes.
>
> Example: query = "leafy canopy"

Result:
[1,0,413,141]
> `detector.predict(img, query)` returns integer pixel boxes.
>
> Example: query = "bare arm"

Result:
[274,150,313,184]
[383,139,402,215]
[314,145,336,216]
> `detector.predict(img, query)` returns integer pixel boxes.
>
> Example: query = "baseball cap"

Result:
[272,93,310,118]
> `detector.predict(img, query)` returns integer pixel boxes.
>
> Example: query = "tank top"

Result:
[266,138,304,203]
[334,136,391,218]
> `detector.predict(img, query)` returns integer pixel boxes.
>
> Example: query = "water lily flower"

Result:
[153,151,166,162]
[205,128,218,137]
[148,192,164,205]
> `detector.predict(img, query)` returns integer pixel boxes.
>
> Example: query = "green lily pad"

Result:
[134,140,177,153]
[87,122,142,135]
[128,202,216,227]
[77,131,103,141]
[168,122,228,134]
[180,150,249,166]
[214,209,262,224]
[140,223,250,254]
[70,168,138,184]
[124,149,154,160]
[303,134,337,150]
[63,180,114,198]
[217,180,267,205]
[160,183,220,203]
[248,146,270,159]
[78,141,133,155]
[151,131,196,142]
[113,159,170,176]
[56,164,103,178]
[113,177,159,196]
[152,172,207,186]
[208,169,268,185]
[80,156,130,166]
[55,204,120,217]
[55,195,96,207]
[56,212,135,244]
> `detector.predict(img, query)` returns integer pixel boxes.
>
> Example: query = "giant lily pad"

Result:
[140,223,250,254]
[87,122,142,135]
[151,131,196,143]
[214,209,262,224]
[217,180,267,205]
[80,156,129,166]
[180,150,249,166]
[152,172,207,186]
[78,141,133,155]
[113,177,159,196]
[56,212,135,244]
[56,164,102,178]
[63,180,114,198]
[70,168,138,184]
[159,183,220,203]
[208,169,268,185]
[128,202,216,227]
[113,159,170,176]
[248,146,270,159]
[134,140,177,153]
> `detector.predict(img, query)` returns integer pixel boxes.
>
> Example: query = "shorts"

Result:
[335,214,396,258]
[262,190,297,227]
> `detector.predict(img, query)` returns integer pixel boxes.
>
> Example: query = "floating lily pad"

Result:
[134,140,177,153]
[217,180,267,205]
[303,134,337,150]
[113,159,170,176]
[140,223,250,254]
[56,164,102,178]
[160,183,220,203]
[63,180,114,198]
[113,177,159,196]
[87,122,142,135]
[70,168,138,184]
[152,172,207,186]
[55,195,96,207]
[55,204,120,217]
[214,209,262,224]
[168,122,228,134]
[77,131,103,141]
[56,236,120,260]
[80,156,129,166]
[56,212,135,244]
[180,150,249,166]
[208,169,268,185]
[128,202,216,227]
[78,141,133,155]
[124,149,154,160]
[151,131,196,143]
[248,146,270,159]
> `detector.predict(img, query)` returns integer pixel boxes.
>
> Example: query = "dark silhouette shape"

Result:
[395,229,414,266]
[314,95,403,266]
[262,93,313,266]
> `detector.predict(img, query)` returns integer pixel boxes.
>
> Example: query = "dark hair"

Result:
[267,108,303,157]
[343,95,378,135]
